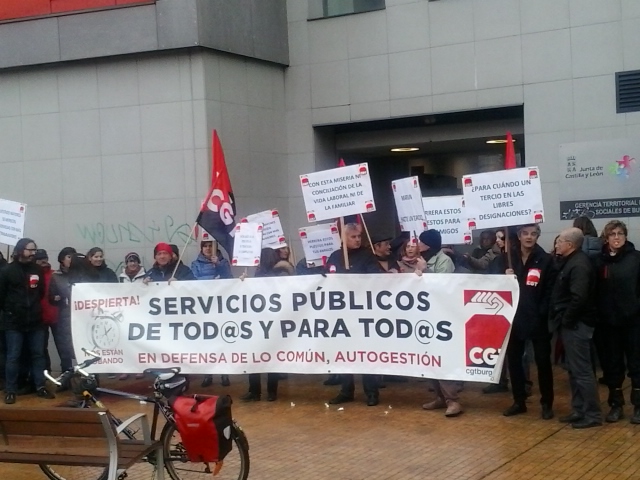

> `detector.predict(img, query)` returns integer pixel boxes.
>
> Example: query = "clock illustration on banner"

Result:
[88,309,122,350]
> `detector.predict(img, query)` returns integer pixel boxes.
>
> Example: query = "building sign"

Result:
[0,1,155,23]
[559,139,640,220]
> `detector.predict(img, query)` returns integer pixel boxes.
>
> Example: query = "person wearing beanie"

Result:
[87,247,118,283]
[119,252,146,284]
[145,242,195,282]
[33,250,58,374]
[0,238,55,404]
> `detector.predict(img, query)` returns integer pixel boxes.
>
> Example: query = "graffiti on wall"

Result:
[76,216,192,246]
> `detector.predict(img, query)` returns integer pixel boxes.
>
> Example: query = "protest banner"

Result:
[300,163,375,222]
[298,223,341,267]
[422,195,469,245]
[0,198,26,247]
[70,273,519,383]
[242,209,286,248]
[462,167,544,231]
[231,222,262,266]
[392,176,427,236]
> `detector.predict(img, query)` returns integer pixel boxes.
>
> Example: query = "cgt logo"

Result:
[464,290,513,368]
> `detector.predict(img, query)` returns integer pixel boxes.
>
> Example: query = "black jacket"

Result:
[326,247,384,274]
[146,261,196,282]
[48,269,73,324]
[595,241,640,326]
[494,244,556,340]
[582,236,603,261]
[0,260,46,331]
[93,263,118,283]
[549,250,597,331]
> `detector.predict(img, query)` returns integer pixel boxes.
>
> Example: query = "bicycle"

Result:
[41,349,250,480]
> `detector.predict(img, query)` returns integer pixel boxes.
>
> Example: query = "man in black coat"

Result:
[144,242,196,282]
[0,238,55,404]
[550,228,602,428]
[498,224,556,419]
[326,223,384,406]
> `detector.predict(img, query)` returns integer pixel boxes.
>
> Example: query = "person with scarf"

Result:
[119,252,146,283]
[87,247,118,283]
[398,238,422,273]
[372,234,400,272]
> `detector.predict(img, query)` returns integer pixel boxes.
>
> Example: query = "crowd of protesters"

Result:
[0,216,638,430]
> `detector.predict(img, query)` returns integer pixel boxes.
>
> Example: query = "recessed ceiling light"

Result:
[390,147,420,152]
[486,139,516,144]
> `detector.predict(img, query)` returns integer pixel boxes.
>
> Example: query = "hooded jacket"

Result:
[426,249,455,274]
[119,267,147,283]
[582,235,603,261]
[595,241,640,326]
[0,260,46,331]
[190,253,232,280]
[146,261,196,282]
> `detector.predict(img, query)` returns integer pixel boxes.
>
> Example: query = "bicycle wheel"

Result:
[161,420,250,480]
[39,464,108,480]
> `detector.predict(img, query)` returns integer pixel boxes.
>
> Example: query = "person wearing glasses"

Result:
[594,221,640,424]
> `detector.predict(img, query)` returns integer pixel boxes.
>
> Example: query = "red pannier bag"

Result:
[171,394,234,463]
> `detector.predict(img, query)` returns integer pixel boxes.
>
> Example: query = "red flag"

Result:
[196,130,236,255]
[504,131,516,170]
[338,158,346,167]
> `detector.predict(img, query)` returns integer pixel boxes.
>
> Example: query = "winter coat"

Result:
[40,265,59,325]
[549,250,597,331]
[93,263,118,283]
[119,267,147,283]
[326,247,384,274]
[48,269,73,325]
[295,258,325,275]
[494,245,556,340]
[426,249,455,274]
[467,244,502,272]
[582,235,603,261]
[595,241,640,326]
[0,260,46,331]
[146,261,196,282]
[257,260,295,278]
[190,253,232,280]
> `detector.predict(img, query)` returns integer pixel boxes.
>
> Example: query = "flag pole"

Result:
[339,217,349,270]
[359,214,376,255]
[504,131,516,272]
[171,222,198,279]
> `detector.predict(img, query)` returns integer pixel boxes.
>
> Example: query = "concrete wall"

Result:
[284,0,640,246]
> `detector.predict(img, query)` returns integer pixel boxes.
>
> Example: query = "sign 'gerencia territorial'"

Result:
[71,274,519,382]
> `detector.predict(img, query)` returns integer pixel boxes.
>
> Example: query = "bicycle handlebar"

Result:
[44,348,102,386]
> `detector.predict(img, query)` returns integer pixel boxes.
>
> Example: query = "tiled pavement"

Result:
[3,368,640,479]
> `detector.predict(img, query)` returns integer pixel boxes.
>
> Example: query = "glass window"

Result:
[308,0,386,20]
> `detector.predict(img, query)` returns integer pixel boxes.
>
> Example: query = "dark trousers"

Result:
[248,373,278,396]
[562,323,602,422]
[5,329,47,394]
[507,335,554,406]
[340,374,378,398]
[49,318,75,372]
[602,323,640,405]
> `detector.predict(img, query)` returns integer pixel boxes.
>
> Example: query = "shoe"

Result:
[482,383,508,394]
[571,419,602,429]
[445,400,463,417]
[329,393,354,405]
[16,384,36,396]
[201,376,213,388]
[240,392,261,402]
[503,402,527,417]
[4,393,15,404]
[559,412,584,423]
[541,405,555,420]
[118,374,129,380]
[36,387,55,399]
[630,407,640,424]
[267,393,277,402]
[366,395,379,407]
[221,375,231,387]
[605,405,624,423]
[323,375,341,386]
[422,397,446,410]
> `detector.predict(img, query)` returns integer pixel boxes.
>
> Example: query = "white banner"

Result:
[422,195,469,245]
[298,223,340,267]
[243,209,286,249]
[300,163,375,222]
[0,198,26,247]
[462,167,544,230]
[392,176,427,235]
[70,274,519,383]
[231,222,262,266]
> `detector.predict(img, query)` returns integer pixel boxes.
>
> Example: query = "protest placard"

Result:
[422,195,469,245]
[0,198,26,247]
[298,222,340,267]
[71,273,519,382]
[300,163,375,222]
[462,167,544,230]
[392,176,427,236]
[243,209,286,248]
[231,222,262,266]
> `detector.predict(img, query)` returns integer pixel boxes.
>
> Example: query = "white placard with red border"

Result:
[242,209,286,249]
[231,222,263,266]
[300,163,375,222]
[392,176,427,236]
[422,195,469,245]
[298,223,340,267]
[70,274,519,382]
[462,167,544,231]
[0,198,27,247]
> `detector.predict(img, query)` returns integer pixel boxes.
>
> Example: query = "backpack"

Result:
[171,394,234,463]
